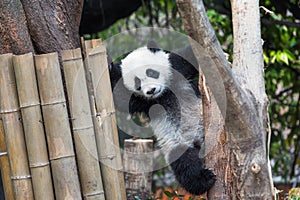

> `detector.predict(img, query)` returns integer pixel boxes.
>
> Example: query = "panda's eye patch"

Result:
[146,68,160,79]
[134,76,141,90]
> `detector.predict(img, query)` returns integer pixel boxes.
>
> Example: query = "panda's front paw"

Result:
[169,145,216,195]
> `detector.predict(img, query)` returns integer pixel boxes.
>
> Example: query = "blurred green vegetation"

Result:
[87,0,300,185]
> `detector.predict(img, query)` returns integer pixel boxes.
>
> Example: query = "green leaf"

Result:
[277,51,289,65]
[263,52,270,64]
[164,191,174,198]
[283,49,296,61]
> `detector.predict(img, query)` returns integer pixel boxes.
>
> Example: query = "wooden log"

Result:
[13,52,55,200]
[61,48,105,200]
[0,118,15,200]
[123,139,153,200]
[34,52,82,200]
[83,40,126,200]
[0,53,34,199]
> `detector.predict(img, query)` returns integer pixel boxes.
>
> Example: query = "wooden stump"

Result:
[123,139,153,200]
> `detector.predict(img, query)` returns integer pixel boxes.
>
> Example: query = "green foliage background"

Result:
[87,0,300,185]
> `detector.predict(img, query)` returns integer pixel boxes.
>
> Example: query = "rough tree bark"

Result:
[0,0,83,55]
[176,0,273,199]
[0,0,34,54]
[21,0,83,54]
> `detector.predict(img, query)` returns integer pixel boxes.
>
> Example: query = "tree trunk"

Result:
[0,0,83,55]
[20,0,83,54]
[176,0,273,199]
[0,0,34,54]
[230,1,274,197]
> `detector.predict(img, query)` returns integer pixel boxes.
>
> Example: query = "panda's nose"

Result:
[146,88,156,95]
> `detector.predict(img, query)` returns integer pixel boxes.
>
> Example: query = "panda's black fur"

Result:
[109,42,216,195]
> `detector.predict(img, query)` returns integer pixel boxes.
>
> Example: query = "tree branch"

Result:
[205,2,300,28]
[274,86,294,98]
[176,0,256,135]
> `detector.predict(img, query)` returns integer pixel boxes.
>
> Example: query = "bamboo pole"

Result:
[0,53,34,199]
[34,52,82,200]
[123,139,153,199]
[61,48,105,200]
[13,53,55,200]
[83,40,126,200]
[0,118,15,200]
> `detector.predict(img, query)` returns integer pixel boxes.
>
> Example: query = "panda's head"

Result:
[120,46,172,99]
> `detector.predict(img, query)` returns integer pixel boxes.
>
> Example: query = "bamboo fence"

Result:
[0,40,152,200]
[13,53,55,200]
[82,40,126,200]
[61,48,105,200]
[35,52,82,199]
[0,53,34,199]
[0,118,14,199]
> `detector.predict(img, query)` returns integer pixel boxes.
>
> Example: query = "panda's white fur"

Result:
[149,79,203,151]
[111,44,216,195]
[121,47,172,98]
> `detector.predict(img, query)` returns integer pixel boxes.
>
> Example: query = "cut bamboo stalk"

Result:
[34,52,82,200]
[0,53,34,200]
[84,39,101,49]
[83,40,126,200]
[123,139,153,200]
[0,118,15,200]
[13,53,55,200]
[61,48,105,200]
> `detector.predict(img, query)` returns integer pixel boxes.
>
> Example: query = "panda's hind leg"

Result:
[168,144,216,195]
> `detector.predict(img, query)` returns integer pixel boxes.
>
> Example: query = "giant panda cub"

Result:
[109,42,216,195]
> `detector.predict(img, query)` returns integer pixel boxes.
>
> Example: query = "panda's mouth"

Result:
[151,88,162,98]
[142,85,164,99]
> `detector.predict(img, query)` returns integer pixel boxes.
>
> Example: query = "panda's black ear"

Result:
[109,61,122,90]
[147,39,160,53]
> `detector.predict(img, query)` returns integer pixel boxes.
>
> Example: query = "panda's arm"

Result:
[169,46,201,98]
[169,46,199,80]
